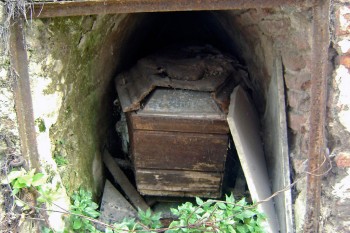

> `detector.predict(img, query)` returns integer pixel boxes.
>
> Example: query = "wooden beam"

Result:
[103,150,149,211]
[29,0,316,18]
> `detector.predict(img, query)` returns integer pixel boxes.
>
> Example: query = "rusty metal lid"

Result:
[137,88,226,119]
[115,45,245,113]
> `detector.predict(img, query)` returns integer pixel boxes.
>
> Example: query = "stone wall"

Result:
[320,1,350,232]
[213,8,313,232]
[1,1,349,232]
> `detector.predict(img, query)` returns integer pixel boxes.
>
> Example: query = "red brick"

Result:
[335,152,350,168]
[335,6,350,36]
[259,18,291,36]
[282,51,306,72]
[288,112,308,132]
[290,32,311,51]
[287,90,310,111]
[340,55,350,69]
[284,72,311,91]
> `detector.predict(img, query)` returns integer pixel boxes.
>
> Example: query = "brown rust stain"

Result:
[31,0,316,18]
[304,1,330,232]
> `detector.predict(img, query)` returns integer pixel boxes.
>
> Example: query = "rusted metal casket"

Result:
[128,88,229,198]
[116,45,244,198]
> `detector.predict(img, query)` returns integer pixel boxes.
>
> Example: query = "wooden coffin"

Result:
[128,88,229,198]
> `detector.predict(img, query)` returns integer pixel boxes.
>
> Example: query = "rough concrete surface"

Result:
[99,180,137,226]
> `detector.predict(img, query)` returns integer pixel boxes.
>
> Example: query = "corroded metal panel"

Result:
[128,88,229,197]
[31,0,316,18]
[304,1,330,232]
[116,45,236,112]
[129,89,229,133]
[132,130,228,172]
[136,169,223,198]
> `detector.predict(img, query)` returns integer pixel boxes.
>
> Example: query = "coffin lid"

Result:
[115,44,247,114]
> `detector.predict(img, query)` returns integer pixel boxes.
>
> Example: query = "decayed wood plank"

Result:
[139,189,221,198]
[131,130,228,172]
[103,150,149,211]
[130,114,229,134]
[136,169,222,198]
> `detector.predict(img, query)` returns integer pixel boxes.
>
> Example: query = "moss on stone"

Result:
[26,14,125,196]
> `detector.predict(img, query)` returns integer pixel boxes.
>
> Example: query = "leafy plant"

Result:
[53,139,68,167]
[167,195,266,233]
[3,168,266,233]
[2,168,46,195]
[54,154,68,166]
[35,117,46,133]
[138,208,162,230]
[69,189,101,232]
[1,168,58,210]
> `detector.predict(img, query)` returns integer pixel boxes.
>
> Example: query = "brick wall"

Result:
[319,1,350,232]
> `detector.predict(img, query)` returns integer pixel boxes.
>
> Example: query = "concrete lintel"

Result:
[29,0,316,18]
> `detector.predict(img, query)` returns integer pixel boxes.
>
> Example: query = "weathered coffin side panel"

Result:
[136,169,222,198]
[129,114,229,134]
[132,130,228,171]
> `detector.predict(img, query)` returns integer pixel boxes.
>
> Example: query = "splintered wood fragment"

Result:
[103,150,149,211]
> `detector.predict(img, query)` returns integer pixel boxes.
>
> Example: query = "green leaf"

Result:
[228,225,236,233]
[242,210,256,218]
[105,228,113,233]
[236,225,247,233]
[146,208,152,218]
[225,194,235,203]
[217,202,226,210]
[170,208,179,216]
[12,188,20,195]
[90,202,99,210]
[17,175,32,187]
[32,173,46,187]
[13,180,27,189]
[73,219,82,230]
[247,224,254,232]
[237,198,247,206]
[195,197,204,206]
[2,170,25,184]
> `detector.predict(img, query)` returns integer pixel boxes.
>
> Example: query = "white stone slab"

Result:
[262,57,293,233]
[227,86,279,233]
